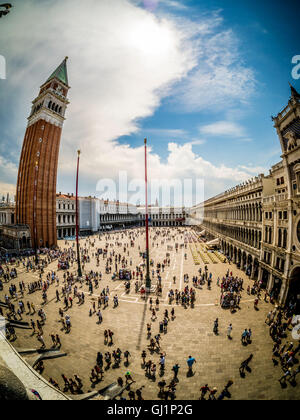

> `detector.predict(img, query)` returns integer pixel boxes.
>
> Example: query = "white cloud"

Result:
[199,120,247,138]
[3,0,196,165]
[160,0,188,10]
[187,139,206,146]
[0,0,258,203]
[237,165,267,174]
[0,155,18,197]
[136,0,188,12]
[175,28,256,111]
[0,155,18,181]
[146,142,263,203]
[88,141,263,204]
[0,183,16,198]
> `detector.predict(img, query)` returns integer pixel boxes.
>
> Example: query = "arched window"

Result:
[59,106,62,114]
[269,227,272,244]
[48,101,52,109]
[283,229,287,249]
[52,103,56,111]
[278,228,282,247]
[55,104,59,113]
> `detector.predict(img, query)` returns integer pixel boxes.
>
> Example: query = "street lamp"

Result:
[76,150,82,278]
[144,138,151,292]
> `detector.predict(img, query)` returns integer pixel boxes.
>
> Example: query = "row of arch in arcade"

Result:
[221,239,300,311]
[288,266,300,312]
[229,202,262,222]
[269,266,300,312]
[57,228,75,239]
[206,202,262,222]
[207,222,262,250]
[221,240,259,279]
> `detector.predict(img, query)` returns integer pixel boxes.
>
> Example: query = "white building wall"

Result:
[79,198,99,232]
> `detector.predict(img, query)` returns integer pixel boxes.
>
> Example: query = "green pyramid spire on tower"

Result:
[47,57,69,86]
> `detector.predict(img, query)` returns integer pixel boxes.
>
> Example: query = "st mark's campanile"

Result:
[16,57,70,248]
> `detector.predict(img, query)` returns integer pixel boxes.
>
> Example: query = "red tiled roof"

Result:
[56,193,76,200]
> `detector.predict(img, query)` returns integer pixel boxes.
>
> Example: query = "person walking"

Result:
[30,319,36,333]
[239,354,253,375]
[227,324,232,339]
[37,333,45,349]
[279,367,293,385]
[128,390,135,400]
[97,352,104,367]
[151,364,157,380]
[108,329,114,344]
[171,308,175,320]
[125,371,134,384]
[136,388,144,400]
[172,363,180,380]
[124,350,131,365]
[55,334,61,348]
[289,366,300,382]
[200,384,210,400]
[50,333,56,347]
[187,355,196,374]
[265,310,272,325]
[145,360,152,376]
[159,352,166,372]
[209,387,218,400]
[213,318,219,335]
[141,350,147,366]
[158,379,166,395]
[97,310,103,324]
[241,329,248,344]
[104,330,108,344]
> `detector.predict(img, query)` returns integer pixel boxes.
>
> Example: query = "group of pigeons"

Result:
[0,3,12,19]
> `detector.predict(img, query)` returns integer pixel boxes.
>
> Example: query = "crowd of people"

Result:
[0,226,299,401]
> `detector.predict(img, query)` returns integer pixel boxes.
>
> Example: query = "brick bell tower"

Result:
[16,57,70,248]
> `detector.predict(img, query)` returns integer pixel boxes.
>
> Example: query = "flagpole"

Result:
[144,138,151,292]
[76,150,82,278]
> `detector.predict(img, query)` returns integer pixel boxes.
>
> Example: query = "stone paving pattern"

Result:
[1,227,300,400]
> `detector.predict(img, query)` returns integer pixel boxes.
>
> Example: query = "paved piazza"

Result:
[1,227,299,400]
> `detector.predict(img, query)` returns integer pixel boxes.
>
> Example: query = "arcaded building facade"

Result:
[56,194,76,239]
[191,86,300,309]
[15,58,70,248]
[139,206,186,227]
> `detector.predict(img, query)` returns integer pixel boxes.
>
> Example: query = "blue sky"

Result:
[125,0,300,167]
[0,0,299,205]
